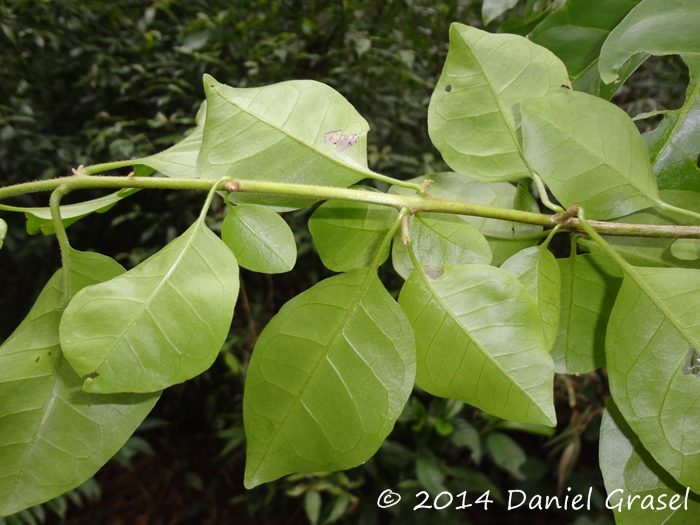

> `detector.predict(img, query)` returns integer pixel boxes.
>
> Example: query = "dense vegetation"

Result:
[0,1,697,524]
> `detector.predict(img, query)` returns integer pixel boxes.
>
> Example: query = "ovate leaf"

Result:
[600,401,700,523]
[528,0,642,97]
[391,173,543,266]
[598,0,700,85]
[645,55,700,193]
[243,269,415,487]
[670,239,700,261]
[60,218,239,394]
[521,91,660,220]
[391,212,492,280]
[501,245,561,350]
[606,265,700,491]
[198,76,372,209]
[0,249,159,516]
[308,200,397,272]
[399,264,556,426]
[551,251,622,374]
[428,23,569,182]
[222,204,296,273]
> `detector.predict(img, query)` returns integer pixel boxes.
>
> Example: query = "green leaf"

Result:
[304,489,321,525]
[482,0,520,25]
[501,245,561,350]
[0,249,159,516]
[0,218,6,249]
[521,91,660,220]
[644,55,700,192]
[528,0,642,96]
[428,23,569,182]
[308,199,397,272]
[597,190,700,269]
[415,451,447,494]
[486,432,527,480]
[670,239,700,261]
[391,212,492,280]
[551,251,622,374]
[16,189,139,236]
[600,401,700,523]
[60,216,239,393]
[599,0,700,85]
[221,204,296,273]
[391,173,543,266]
[398,264,556,426]
[198,75,372,209]
[243,269,415,487]
[606,264,700,491]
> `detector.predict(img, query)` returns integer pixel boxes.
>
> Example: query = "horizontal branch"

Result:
[2,175,700,239]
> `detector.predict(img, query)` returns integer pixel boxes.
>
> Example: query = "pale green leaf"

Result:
[551,252,622,374]
[600,401,700,523]
[482,0,520,25]
[521,91,660,220]
[501,245,561,350]
[243,269,415,487]
[222,204,296,273]
[0,249,159,516]
[606,265,700,491]
[0,218,6,249]
[60,219,239,394]
[308,199,397,272]
[391,212,492,279]
[599,0,700,85]
[645,55,700,193]
[304,489,321,525]
[0,189,139,236]
[528,0,642,97]
[428,23,569,182]
[598,190,700,269]
[391,172,543,266]
[197,75,372,209]
[398,264,556,426]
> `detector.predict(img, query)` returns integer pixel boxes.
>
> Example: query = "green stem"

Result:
[654,199,700,222]
[50,185,72,308]
[370,207,409,271]
[5,176,700,239]
[365,172,426,195]
[82,159,148,175]
[198,177,231,223]
[575,208,632,272]
[541,224,560,249]
[532,173,565,213]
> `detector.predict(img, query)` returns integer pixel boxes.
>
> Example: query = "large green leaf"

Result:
[645,55,700,193]
[391,173,543,266]
[0,249,159,516]
[308,199,397,273]
[501,245,561,350]
[598,190,700,269]
[391,212,492,280]
[221,204,296,274]
[197,75,372,209]
[427,23,569,182]
[551,251,622,374]
[598,0,700,85]
[606,265,700,491]
[243,269,415,487]
[60,217,239,394]
[521,91,660,220]
[600,401,700,523]
[398,264,556,426]
[528,0,642,97]
[482,0,520,26]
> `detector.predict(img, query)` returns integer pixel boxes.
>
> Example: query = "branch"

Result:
[2,176,700,239]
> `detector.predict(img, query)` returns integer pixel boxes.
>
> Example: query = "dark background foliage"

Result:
[0,1,689,524]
